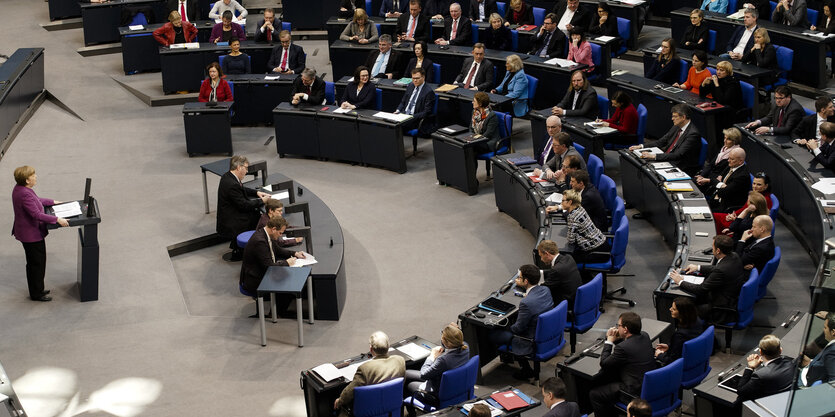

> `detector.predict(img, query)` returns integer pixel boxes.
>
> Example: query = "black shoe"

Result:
[512,369,535,380]
[499,353,515,364]
[632,212,645,219]
[42,290,50,295]
[31,295,52,302]
[222,251,243,262]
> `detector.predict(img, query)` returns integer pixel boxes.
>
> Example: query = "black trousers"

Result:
[22,239,47,299]
[589,381,624,417]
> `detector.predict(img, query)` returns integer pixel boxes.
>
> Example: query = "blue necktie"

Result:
[539,31,552,57]
[372,52,386,76]
[406,85,420,114]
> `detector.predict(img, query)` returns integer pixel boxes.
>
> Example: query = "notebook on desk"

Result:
[439,124,468,136]
[478,296,515,315]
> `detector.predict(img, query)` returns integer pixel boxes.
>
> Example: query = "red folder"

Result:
[490,391,528,410]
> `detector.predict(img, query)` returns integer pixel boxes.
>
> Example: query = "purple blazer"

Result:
[11,185,56,243]
[209,22,246,43]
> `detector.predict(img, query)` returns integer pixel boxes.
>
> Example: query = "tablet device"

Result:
[717,374,743,392]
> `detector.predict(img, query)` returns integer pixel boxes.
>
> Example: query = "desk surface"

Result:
[259,266,312,294]
[608,73,733,115]
[118,20,215,35]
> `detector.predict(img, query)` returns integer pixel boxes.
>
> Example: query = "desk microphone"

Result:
[717,363,742,381]
[660,278,671,292]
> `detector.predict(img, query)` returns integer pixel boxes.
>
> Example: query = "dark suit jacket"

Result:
[291,76,326,105]
[700,153,730,178]
[645,122,702,175]
[542,401,581,417]
[504,3,534,25]
[711,163,751,213]
[342,81,376,109]
[699,77,743,111]
[509,285,554,355]
[216,171,262,239]
[599,332,657,395]
[482,25,512,50]
[423,0,450,18]
[582,185,608,232]
[656,321,704,366]
[736,356,796,402]
[806,342,835,385]
[365,49,404,79]
[682,23,709,51]
[543,254,582,312]
[726,25,758,53]
[545,146,586,172]
[792,113,820,139]
[454,57,494,91]
[588,16,618,38]
[528,29,565,58]
[397,83,436,135]
[646,57,681,85]
[471,109,500,151]
[759,97,804,136]
[813,141,835,169]
[239,227,295,292]
[442,16,473,45]
[771,0,807,27]
[419,344,469,393]
[741,43,777,84]
[552,1,592,32]
[679,253,745,312]
[469,0,498,22]
[166,0,197,22]
[379,0,408,16]
[396,13,432,42]
[404,57,434,82]
[557,88,599,119]
[267,43,306,74]
[254,19,282,42]
[736,235,775,274]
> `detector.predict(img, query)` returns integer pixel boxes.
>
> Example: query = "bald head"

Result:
[728,148,746,168]
[752,214,773,238]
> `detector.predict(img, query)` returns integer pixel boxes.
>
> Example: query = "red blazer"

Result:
[604,103,638,134]
[152,22,198,46]
[198,78,233,102]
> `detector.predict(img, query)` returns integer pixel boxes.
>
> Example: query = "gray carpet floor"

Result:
[0,2,819,416]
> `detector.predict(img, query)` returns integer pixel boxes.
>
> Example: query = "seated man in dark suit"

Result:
[380,0,408,17]
[256,199,304,247]
[255,8,281,43]
[533,129,587,182]
[291,68,326,105]
[801,311,835,386]
[435,3,472,46]
[771,0,807,27]
[397,0,432,42]
[469,0,498,22]
[626,399,651,417]
[571,170,608,232]
[423,0,450,19]
[454,43,494,91]
[334,331,407,417]
[217,155,270,261]
[745,86,804,136]
[267,31,306,74]
[528,13,565,58]
[671,235,745,324]
[541,377,581,417]
[396,68,437,136]
[589,312,657,417]
[791,96,834,141]
[553,70,598,120]
[705,148,751,213]
[489,264,554,380]
[629,104,702,175]
[797,121,835,170]
[537,240,581,310]
[239,217,305,315]
[540,153,584,194]
[552,0,591,37]
[736,334,796,403]
[365,34,403,79]
[167,0,197,22]
[736,214,775,273]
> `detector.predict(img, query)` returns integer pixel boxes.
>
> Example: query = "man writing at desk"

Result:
[589,312,656,417]
[334,331,406,416]
[291,68,326,105]
[628,104,701,175]
[217,156,271,261]
[533,129,586,182]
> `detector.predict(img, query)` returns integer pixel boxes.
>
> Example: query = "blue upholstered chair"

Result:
[353,377,405,417]
[707,30,716,54]
[714,268,760,352]
[578,217,634,307]
[681,326,714,389]
[497,301,568,383]
[432,63,441,84]
[615,17,630,56]
[565,274,603,353]
[403,355,479,413]
[616,358,684,417]
[756,246,781,300]
[698,137,708,167]
[587,154,603,188]
[375,88,383,110]
[597,94,609,119]
[477,111,513,177]
[325,81,335,104]
[532,7,546,26]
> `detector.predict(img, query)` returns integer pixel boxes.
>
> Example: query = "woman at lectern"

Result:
[198,62,233,102]
[11,166,69,302]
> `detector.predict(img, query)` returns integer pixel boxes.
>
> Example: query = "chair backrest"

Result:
[757,246,781,299]
[130,12,148,26]
[808,8,819,27]
[353,377,405,417]
[282,22,292,33]
[534,300,568,361]
[376,23,382,36]
[774,45,794,79]
[616,17,630,41]
[640,358,683,416]
[510,29,519,51]
[365,0,372,11]
[728,0,738,12]
[735,268,760,328]
[596,93,609,119]
[574,142,586,158]
[681,326,714,388]
[769,1,777,16]
[437,355,480,407]
[375,88,383,110]
[496,1,507,17]
[707,30,716,54]
[636,104,648,144]
[432,63,441,84]
[471,23,479,44]
[587,154,603,188]
[525,74,538,104]
[496,111,513,138]
[769,193,779,221]
[707,67,716,76]
[571,274,602,330]
[679,59,690,84]
[611,197,625,232]
[598,174,617,212]
[218,54,226,68]
[532,7,546,26]
[589,42,603,78]
[325,81,335,104]
[804,106,815,117]
[740,81,755,110]
[611,217,629,270]
[698,137,708,167]
[227,80,234,96]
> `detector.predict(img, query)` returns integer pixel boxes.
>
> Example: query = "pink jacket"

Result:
[568,41,594,73]
[12,185,56,242]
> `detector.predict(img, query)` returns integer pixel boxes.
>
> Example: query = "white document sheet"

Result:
[633,147,663,157]
[395,342,430,360]
[291,252,318,267]
[682,206,712,214]
[52,201,82,217]
[681,275,705,285]
[312,363,342,382]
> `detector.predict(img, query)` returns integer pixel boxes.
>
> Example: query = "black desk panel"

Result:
[159,42,275,93]
[48,0,82,20]
[182,102,233,155]
[226,74,298,125]
[81,0,167,46]
[431,130,488,195]
[119,21,214,74]
[0,48,44,151]
[491,155,548,237]
[529,109,618,162]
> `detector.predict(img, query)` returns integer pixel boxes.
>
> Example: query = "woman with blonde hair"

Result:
[492,54,529,116]
[404,323,470,412]
[339,8,379,44]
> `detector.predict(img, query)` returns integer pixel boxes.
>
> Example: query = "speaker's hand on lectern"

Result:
[57,218,69,227]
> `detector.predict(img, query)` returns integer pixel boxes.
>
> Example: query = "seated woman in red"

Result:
[714,172,773,234]
[600,90,638,134]
[198,62,233,102]
[152,10,197,46]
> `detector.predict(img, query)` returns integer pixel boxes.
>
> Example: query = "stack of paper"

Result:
[311,363,342,382]
[269,190,290,200]
[184,42,200,49]
[264,75,280,80]
[546,193,563,204]
[633,147,663,157]
[619,0,645,4]
[292,252,318,267]
[395,342,430,360]
[657,168,691,181]
[664,181,694,192]
[544,58,577,67]
[680,275,705,285]
[52,201,82,217]
[372,111,412,122]
[596,35,616,42]
[128,25,144,30]
[593,126,617,134]
[332,107,352,114]
[812,178,835,194]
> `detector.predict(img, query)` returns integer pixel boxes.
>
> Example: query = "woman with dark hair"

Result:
[646,38,680,85]
[715,172,773,233]
[655,297,704,366]
[588,2,618,37]
[567,28,594,72]
[471,91,500,154]
[198,62,233,102]
[404,41,435,83]
[600,90,638,134]
[340,66,375,110]
[220,38,251,75]
[209,10,245,43]
[724,191,769,237]
[483,13,512,50]
[682,9,709,51]
[674,49,710,94]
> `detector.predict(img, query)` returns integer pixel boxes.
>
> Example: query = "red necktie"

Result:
[280,49,288,71]
[180,1,187,22]
[266,25,272,41]
[408,17,417,37]
[777,108,784,127]
[464,62,478,88]
[666,129,682,153]
[451,19,458,40]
